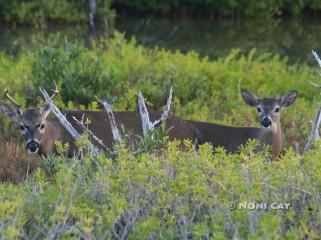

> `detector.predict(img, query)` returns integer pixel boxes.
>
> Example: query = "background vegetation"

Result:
[0,0,115,27]
[1,18,321,239]
[2,0,321,27]
[0,0,321,26]
[1,33,319,144]
[114,0,321,18]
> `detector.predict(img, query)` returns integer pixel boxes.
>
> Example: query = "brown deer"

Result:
[188,89,297,159]
[0,86,199,157]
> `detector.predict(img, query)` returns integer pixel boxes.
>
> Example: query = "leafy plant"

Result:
[0,34,321,238]
[0,0,115,27]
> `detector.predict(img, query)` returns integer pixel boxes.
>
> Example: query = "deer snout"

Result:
[261,117,272,128]
[27,141,40,153]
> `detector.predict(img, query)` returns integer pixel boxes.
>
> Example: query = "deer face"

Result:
[0,105,51,153]
[241,89,297,129]
[0,82,58,154]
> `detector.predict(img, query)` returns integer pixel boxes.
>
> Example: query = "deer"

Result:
[0,84,200,157]
[188,89,298,160]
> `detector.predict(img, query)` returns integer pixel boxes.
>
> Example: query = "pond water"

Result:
[1,17,321,64]
[116,17,321,64]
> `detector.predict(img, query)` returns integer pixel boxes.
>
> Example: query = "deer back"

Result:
[43,110,199,156]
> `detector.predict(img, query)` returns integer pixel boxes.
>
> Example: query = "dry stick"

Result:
[137,86,173,136]
[72,115,107,149]
[312,50,321,68]
[39,86,101,157]
[153,86,173,127]
[95,96,122,143]
[303,95,321,153]
[303,50,321,153]
[137,91,152,136]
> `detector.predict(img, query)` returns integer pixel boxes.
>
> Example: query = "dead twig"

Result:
[303,50,321,153]
[137,86,173,136]
[95,96,122,143]
[39,86,100,157]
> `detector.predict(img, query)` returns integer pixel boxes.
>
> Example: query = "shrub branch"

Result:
[39,86,100,157]
[138,86,173,136]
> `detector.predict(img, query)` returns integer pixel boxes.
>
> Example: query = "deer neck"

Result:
[258,120,282,159]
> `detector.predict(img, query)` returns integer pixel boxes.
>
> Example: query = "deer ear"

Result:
[40,104,51,119]
[279,90,297,108]
[0,103,22,122]
[241,89,259,107]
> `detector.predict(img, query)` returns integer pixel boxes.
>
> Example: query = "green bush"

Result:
[0,141,321,238]
[3,0,321,23]
[0,0,115,28]
[1,32,321,150]
[32,41,113,105]
[1,29,321,239]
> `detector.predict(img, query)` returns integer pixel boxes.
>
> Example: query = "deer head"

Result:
[0,82,59,153]
[241,89,297,129]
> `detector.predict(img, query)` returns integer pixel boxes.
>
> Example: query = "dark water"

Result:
[0,24,86,55]
[115,17,321,64]
[1,17,321,63]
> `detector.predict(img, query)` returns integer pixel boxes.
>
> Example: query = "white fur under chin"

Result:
[27,148,39,154]
[261,123,278,133]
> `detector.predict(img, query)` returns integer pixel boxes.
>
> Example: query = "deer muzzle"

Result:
[27,141,40,153]
[261,117,272,128]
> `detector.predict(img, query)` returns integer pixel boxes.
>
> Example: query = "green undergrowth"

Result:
[1,140,321,238]
[0,0,115,28]
[0,32,320,150]
[1,33,321,238]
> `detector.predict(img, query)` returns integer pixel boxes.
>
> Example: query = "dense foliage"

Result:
[2,0,321,25]
[1,33,320,147]
[1,34,321,238]
[0,0,115,27]
[114,0,321,17]
[1,140,321,238]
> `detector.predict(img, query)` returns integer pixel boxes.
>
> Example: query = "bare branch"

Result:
[303,102,321,153]
[39,86,100,156]
[152,86,173,127]
[95,96,122,143]
[137,91,152,136]
[303,50,321,153]
[308,80,321,89]
[72,115,107,149]
[312,50,321,68]
[137,86,173,136]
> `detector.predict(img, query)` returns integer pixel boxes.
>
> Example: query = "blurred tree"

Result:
[87,0,97,48]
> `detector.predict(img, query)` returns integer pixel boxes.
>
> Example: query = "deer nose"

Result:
[261,117,272,128]
[27,141,39,153]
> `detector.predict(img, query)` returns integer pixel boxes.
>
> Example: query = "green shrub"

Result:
[32,41,113,105]
[0,0,115,28]
[1,28,321,239]
[0,33,320,150]
[0,141,320,238]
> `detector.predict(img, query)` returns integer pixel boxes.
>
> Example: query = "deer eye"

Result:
[20,125,25,131]
[257,107,262,112]
[274,107,280,113]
